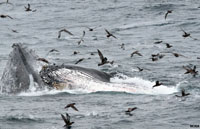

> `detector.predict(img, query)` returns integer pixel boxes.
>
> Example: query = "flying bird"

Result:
[61,113,74,129]
[165,10,172,20]
[181,28,198,40]
[125,107,137,113]
[46,49,59,56]
[0,14,13,19]
[58,29,73,38]
[85,25,101,31]
[49,49,59,53]
[130,51,142,57]
[65,103,79,111]
[77,31,85,45]
[183,65,198,77]
[75,58,84,64]
[97,49,110,66]
[105,29,117,39]
[120,43,125,50]
[37,58,49,64]
[137,67,143,72]
[125,107,137,116]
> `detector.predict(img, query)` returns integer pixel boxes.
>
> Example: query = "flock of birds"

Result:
[0,1,197,128]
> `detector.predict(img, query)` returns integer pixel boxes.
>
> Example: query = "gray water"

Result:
[0,0,200,129]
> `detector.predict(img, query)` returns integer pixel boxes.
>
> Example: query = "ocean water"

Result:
[0,0,200,129]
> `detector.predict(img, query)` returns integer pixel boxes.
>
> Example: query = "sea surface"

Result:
[0,0,200,129]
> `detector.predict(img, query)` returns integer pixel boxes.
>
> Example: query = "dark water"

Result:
[0,0,200,129]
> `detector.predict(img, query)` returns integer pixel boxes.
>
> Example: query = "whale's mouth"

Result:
[0,43,178,95]
[0,43,45,94]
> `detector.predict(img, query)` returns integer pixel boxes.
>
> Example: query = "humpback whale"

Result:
[0,43,112,94]
[0,44,45,93]
[0,43,177,95]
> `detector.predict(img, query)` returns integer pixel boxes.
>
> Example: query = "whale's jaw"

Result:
[0,43,44,94]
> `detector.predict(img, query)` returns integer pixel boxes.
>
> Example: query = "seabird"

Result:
[154,40,163,44]
[61,113,74,129]
[0,14,13,19]
[58,29,73,38]
[77,31,85,45]
[11,29,18,33]
[97,49,109,66]
[181,28,197,40]
[24,3,36,12]
[125,107,137,116]
[65,103,78,111]
[183,65,198,77]
[125,107,137,113]
[172,53,186,58]
[75,58,84,64]
[49,49,59,53]
[165,10,172,20]
[165,43,172,48]
[37,58,49,64]
[152,81,163,88]
[120,43,125,50]
[105,29,117,39]
[175,89,190,97]
[130,51,142,57]
[137,67,143,72]
[73,51,79,55]
[151,57,158,61]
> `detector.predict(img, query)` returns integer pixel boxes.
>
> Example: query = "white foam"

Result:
[18,74,178,96]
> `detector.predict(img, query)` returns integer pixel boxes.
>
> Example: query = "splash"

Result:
[18,74,177,96]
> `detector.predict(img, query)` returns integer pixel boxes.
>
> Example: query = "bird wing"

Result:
[97,49,104,61]
[82,31,85,38]
[105,29,110,35]
[111,34,117,39]
[165,12,169,19]
[63,29,73,35]
[136,52,142,56]
[61,114,68,124]
[71,105,79,111]
[183,66,190,70]
[7,15,13,19]
[180,28,187,35]
[75,58,84,64]
[58,30,62,38]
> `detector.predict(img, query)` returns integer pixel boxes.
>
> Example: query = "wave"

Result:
[4,114,44,123]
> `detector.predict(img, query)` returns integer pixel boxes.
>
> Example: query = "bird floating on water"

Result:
[25,3,36,12]
[175,89,190,97]
[152,81,163,88]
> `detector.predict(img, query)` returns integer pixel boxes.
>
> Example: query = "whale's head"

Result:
[0,43,45,94]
